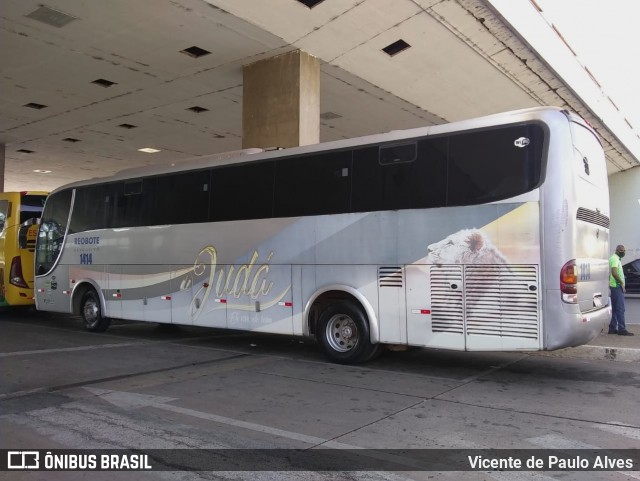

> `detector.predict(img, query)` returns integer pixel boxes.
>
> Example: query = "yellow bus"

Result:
[0,191,48,307]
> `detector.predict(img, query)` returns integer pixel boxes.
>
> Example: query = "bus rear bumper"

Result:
[545,300,611,350]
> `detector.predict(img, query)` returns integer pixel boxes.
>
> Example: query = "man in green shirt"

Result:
[609,245,633,335]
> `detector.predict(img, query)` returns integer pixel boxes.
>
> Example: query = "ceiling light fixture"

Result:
[26,6,77,28]
[33,169,52,174]
[138,147,161,153]
[320,111,342,120]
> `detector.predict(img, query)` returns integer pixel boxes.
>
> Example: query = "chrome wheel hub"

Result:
[325,314,359,353]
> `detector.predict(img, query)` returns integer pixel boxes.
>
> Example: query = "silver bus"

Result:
[35,107,611,363]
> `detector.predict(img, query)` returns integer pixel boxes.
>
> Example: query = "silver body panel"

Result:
[36,107,611,351]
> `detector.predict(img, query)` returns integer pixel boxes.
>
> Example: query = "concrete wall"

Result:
[609,167,640,322]
[609,167,640,262]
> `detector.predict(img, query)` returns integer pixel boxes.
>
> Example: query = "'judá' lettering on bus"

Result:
[189,246,276,300]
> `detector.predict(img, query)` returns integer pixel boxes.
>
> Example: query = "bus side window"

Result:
[112,178,155,227]
[351,147,380,212]
[211,161,275,222]
[352,140,446,212]
[156,170,210,225]
[274,151,351,218]
[412,138,447,209]
[353,145,414,211]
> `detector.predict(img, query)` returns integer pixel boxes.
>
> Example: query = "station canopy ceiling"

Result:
[1,0,637,192]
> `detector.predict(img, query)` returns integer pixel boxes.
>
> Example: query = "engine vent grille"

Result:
[576,207,609,228]
[379,266,403,288]
[464,265,539,339]
[430,265,464,334]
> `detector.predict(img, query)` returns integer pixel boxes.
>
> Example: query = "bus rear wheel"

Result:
[81,289,110,332]
[318,300,378,364]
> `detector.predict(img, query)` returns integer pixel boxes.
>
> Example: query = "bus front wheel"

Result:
[81,289,110,332]
[318,300,378,364]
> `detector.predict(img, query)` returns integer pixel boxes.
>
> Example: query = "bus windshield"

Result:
[36,190,72,275]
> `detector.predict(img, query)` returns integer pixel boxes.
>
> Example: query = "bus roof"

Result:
[49,106,570,195]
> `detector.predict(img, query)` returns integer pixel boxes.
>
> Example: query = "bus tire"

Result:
[81,289,110,332]
[318,300,377,364]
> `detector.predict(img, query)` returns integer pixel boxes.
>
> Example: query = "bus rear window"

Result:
[447,123,545,206]
[20,194,47,224]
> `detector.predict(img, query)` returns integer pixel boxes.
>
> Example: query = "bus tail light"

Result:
[560,259,578,303]
[10,256,29,288]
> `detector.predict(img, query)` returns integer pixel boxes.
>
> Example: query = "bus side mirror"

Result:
[18,218,40,249]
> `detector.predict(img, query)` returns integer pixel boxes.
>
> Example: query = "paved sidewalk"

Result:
[536,324,640,362]
[587,323,640,348]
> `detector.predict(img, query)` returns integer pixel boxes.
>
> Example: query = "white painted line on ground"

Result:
[0,342,151,358]
[527,433,640,479]
[85,387,330,445]
[526,433,598,449]
[82,388,451,470]
[593,422,640,441]
[0,334,246,358]
[489,472,558,481]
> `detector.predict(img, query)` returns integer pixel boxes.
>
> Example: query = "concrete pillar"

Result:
[242,50,320,149]
[0,144,4,193]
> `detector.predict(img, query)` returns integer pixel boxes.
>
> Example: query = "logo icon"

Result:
[8,451,39,469]
[514,137,530,148]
